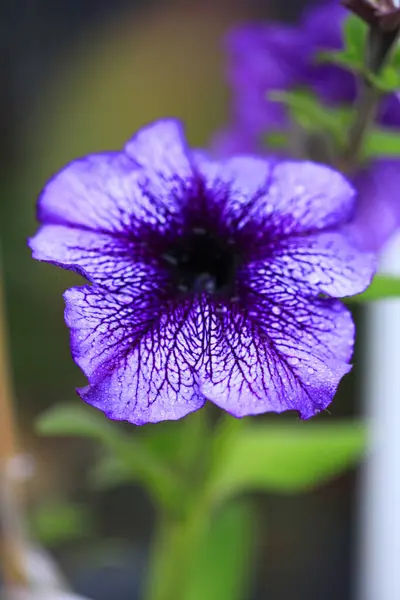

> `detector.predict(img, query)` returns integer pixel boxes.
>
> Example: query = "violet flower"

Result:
[218,2,400,252]
[30,120,375,424]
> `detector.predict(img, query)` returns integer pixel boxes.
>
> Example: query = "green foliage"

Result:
[364,33,400,92]
[185,501,255,600]
[264,131,289,150]
[349,275,400,302]
[36,402,118,444]
[316,49,363,72]
[207,420,366,505]
[269,89,352,144]
[315,13,400,94]
[30,501,95,545]
[343,14,367,56]
[37,405,369,510]
[363,127,400,158]
[36,408,369,599]
[89,454,138,490]
[315,14,367,74]
[366,65,400,93]
[36,403,188,514]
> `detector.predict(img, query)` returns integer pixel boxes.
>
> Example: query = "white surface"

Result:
[3,592,91,600]
[357,232,400,600]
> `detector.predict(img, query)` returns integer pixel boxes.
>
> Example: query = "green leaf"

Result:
[320,16,400,93]
[30,502,95,545]
[139,411,206,469]
[208,420,366,504]
[269,89,352,143]
[314,16,367,76]
[366,65,400,93]
[363,127,400,158]
[36,402,119,444]
[390,44,400,70]
[36,403,188,514]
[343,14,367,55]
[89,454,138,490]
[264,130,289,150]
[316,49,364,72]
[185,501,255,600]
[349,275,400,303]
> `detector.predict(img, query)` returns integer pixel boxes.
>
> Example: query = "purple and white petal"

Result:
[36,125,194,236]
[242,160,356,234]
[243,231,376,299]
[199,296,353,419]
[193,152,272,215]
[37,152,141,232]
[125,119,194,197]
[36,152,184,234]
[196,157,356,235]
[29,224,166,290]
[65,286,206,424]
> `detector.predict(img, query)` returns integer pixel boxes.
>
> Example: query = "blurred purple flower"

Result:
[218,2,400,252]
[30,120,375,424]
[348,159,400,251]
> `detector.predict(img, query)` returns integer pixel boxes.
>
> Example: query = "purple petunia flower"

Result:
[216,1,400,252]
[30,119,375,425]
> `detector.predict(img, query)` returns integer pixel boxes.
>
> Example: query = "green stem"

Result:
[111,436,186,515]
[144,499,209,600]
[339,23,399,172]
[340,80,379,171]
[143,410,242,600]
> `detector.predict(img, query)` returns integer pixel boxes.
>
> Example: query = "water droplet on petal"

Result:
[308,272,320,285]
[272,306,281,316]
[307,367,315,375]
[288,357,299,366]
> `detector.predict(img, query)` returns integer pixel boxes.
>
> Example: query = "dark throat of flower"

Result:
[161,227,240,298]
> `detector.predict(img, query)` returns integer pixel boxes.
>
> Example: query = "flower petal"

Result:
[29,224,166,291]
[196,156,356,235]
[193,152,272,209]
[64,286,206,424]
[244,231,376,299]
[37,152,140,232]
[245,160,356,233]
[199,296,354,419]
[36,120,194,236]
[124,118,194,191]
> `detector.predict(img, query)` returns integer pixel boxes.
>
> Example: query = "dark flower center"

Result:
[161,228,239,296]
